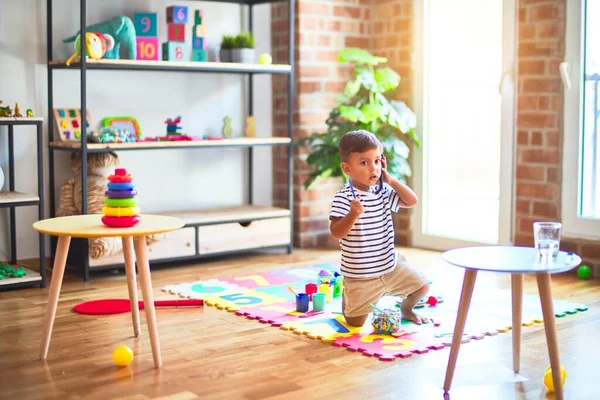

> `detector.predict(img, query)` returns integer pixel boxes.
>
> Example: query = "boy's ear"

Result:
[341,162,351,175]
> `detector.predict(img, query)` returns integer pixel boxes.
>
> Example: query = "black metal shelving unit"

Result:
[46,0,295,281]
[0,118,46,290]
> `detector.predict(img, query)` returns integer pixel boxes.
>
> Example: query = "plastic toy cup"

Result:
[319,284,333,302]
[295,293,309,312]
[313,293,326,311]
[533,221,562,260]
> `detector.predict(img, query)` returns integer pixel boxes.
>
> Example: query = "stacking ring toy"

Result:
[105,189,138,198]
[102,206,140,217]
[108,171,134,183]
[107,182,135,191]
[102,215,141,228]
[105,198,137,207]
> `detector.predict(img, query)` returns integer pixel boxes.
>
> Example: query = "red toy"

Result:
[305,283,318,301]
[102,215,141,227]
[102,167,141,228]
[107,168,134,183]
[73,298,204,315]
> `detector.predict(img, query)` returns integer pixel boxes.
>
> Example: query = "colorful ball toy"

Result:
[576,265,591,280]
[112,345,134,367]
[102,168,141,228]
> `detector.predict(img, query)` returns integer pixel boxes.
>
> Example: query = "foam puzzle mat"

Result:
[162,262,588,362]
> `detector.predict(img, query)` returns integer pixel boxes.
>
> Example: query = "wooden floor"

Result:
[1,247,598,400]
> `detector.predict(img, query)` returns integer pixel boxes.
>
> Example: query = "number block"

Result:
[192,24,206,38]
[167,5,188,23]
[194,9,203,25]
[134,13,158,37]
[191,49,207,62]
[192,36,206,50]
[136,37,159,60]
[167,23,185,42]
[162,41,189,61]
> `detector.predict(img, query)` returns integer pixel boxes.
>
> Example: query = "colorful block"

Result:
[167,23,186,42]
[191,49,207,62]
[194,10,203,25]
[136,37,159,60]
[162,41,189,61]
[192,36,206,50]
[134,13,158,37]
[192,24,206,38]
[167,5,188,23]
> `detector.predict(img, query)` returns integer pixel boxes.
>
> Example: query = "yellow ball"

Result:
[543,365,567,392]
[112,345,134,367]
[258,53,273,65]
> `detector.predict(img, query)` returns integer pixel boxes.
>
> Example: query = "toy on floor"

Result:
[371,304,401,335]
[73,298,204,315]
[63,16,136,60]
[112,345,134,367]
[65,32,115,66]
[0,262,26,279]
[102,168,141,227]
[577,264,591,280]
[543,365,567,392]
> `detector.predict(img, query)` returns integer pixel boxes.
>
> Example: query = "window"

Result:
[562,0,600,239]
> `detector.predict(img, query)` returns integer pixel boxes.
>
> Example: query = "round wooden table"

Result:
[441,245,581,400]
[33,214,185,368]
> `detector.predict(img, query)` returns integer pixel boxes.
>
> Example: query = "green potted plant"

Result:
[296,48,420,189]
[231,32,255,63]
[219,34,236,62]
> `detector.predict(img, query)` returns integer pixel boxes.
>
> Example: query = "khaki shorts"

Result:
[342,254,429,317]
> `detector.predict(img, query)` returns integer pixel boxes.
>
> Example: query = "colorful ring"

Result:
[107,182,135,190]
[102,215,141,228]
[108,173,134,183]
[105,189,138,198]
[105,198,137,207]
[102,206,140,217]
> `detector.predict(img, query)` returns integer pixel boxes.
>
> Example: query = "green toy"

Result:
[0,100,13,117]
[577,265,592,280]
[222,116,233,138]
[63,16,136,60]
[26,109,34,117]
[0,262,26,279]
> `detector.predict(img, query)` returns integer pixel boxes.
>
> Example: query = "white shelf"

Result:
[0,117,44,122]
[0,191,40,206]
[160,205,291,225]
[0,266,42,287]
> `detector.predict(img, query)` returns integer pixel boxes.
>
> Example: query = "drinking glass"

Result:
[533,221,562,260]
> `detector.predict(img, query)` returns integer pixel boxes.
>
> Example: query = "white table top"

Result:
[442,245,582,274]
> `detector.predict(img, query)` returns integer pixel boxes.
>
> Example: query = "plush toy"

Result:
[63,16,136,60]
[66,32,114,66]
[57,152,165,259]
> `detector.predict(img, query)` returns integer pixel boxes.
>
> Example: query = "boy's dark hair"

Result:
[339,130,381,162]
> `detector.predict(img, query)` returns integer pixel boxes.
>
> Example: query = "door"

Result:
[411,0,516,250]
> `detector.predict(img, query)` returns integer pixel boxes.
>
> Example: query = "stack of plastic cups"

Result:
[102,168,141,228]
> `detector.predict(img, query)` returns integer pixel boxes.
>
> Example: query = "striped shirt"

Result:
[329,182,401,278]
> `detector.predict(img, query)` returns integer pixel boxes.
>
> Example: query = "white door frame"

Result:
[410,0,517,250]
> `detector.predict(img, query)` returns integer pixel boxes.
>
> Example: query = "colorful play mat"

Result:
[162,262,588,361]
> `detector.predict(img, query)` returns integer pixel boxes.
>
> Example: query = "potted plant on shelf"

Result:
[231,32,255,63]
[296,48,420,189]
[219,34,236,63]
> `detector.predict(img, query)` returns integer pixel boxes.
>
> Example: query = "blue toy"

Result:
[164,115,183,135]
[167,6,188,23]
[134,13,158,37]
[63,16,136,60]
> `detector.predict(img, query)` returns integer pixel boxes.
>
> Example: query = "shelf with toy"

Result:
[49,59,292,75]
[0,264,42,288]
[48,136,291,152]
[0,192,40,207]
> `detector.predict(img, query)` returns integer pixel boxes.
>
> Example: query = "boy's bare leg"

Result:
[400,283,430,324]
[342,295,368,327]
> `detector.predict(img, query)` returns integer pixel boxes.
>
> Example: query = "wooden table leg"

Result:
[40,236,71,360]
[443,269,478,392]
[122,236,140,337]
[133,237,162,368]
[511,273,523,373]
[536,272,563,400]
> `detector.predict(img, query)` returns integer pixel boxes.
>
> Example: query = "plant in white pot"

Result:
[231,32,255,63]
[219,35,235,62]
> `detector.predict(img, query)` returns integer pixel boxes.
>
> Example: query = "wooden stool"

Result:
[441,246,581,400]
[33,214,185,368]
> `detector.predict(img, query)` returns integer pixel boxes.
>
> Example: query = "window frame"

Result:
[562,0,600,239]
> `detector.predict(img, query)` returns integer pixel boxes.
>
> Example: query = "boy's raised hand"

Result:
[350,196,364,217]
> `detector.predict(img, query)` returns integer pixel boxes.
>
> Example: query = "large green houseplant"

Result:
[296,48,420,189]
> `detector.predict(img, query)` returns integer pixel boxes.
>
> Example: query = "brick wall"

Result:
[516,0,599,275]
[271,0,416,248]
[272,0,375,248]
